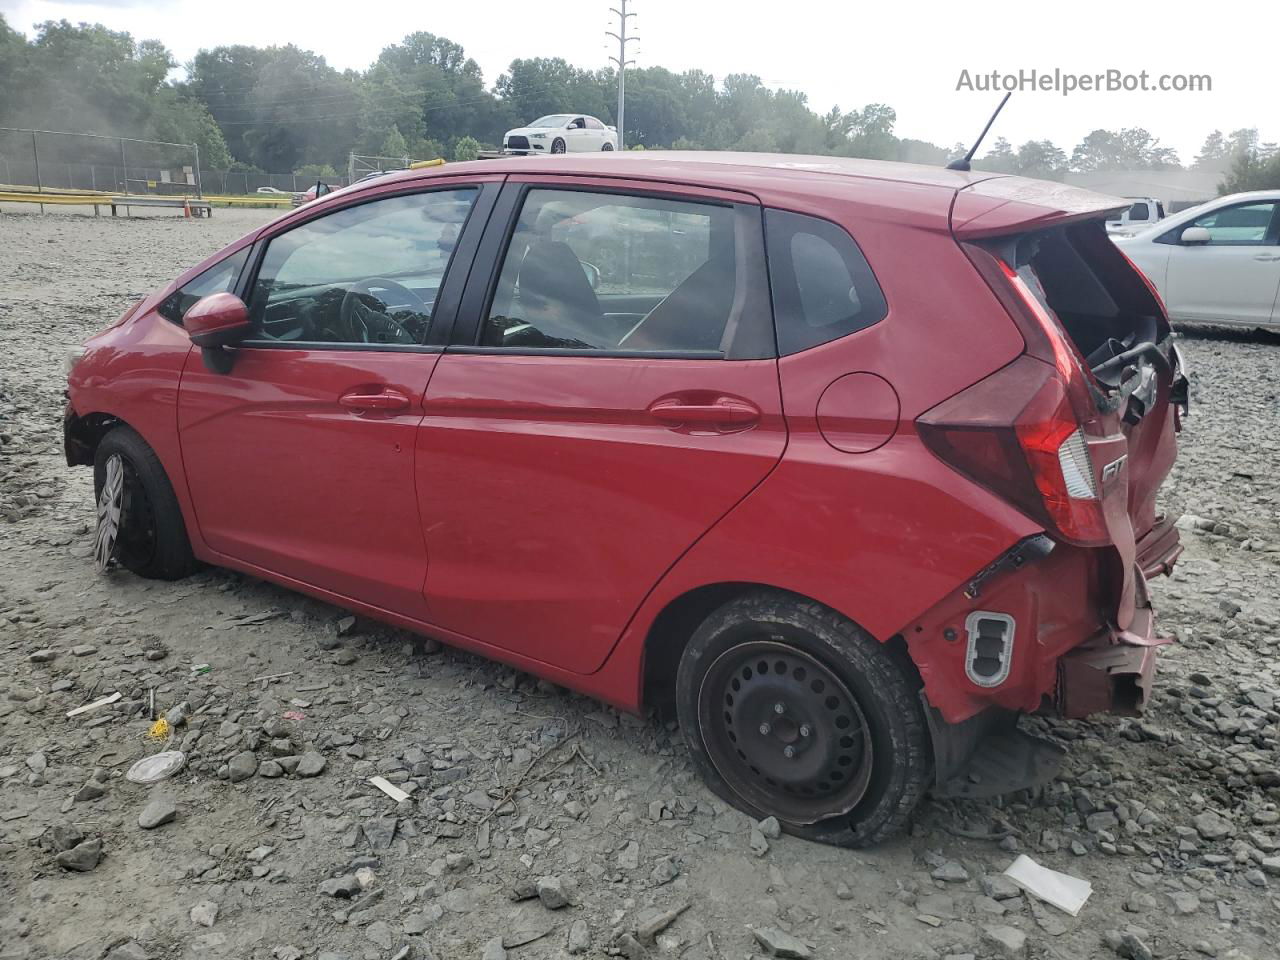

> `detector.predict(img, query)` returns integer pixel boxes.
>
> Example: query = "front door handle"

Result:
[339,388,410,411]
[1253,253,1280,262]
[648,396,761,429]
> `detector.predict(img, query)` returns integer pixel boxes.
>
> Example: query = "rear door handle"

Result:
[1254,253,1280,261]
[648,396,761,428]
[339,388,410,411]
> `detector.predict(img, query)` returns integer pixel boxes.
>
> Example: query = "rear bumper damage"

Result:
[918,525,1179,798]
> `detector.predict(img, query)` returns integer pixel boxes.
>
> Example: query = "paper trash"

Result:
[1002,854,1092,916]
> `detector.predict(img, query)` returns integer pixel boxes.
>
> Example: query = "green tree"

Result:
[452,136,480,161]
[1220,149,1280,194]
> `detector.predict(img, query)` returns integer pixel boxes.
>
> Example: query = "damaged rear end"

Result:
[909,178,1188,797]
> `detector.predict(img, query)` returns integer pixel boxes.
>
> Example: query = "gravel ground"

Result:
[1,207,1278,960]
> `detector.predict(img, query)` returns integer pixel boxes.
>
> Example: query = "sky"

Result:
[2,0,1274,162]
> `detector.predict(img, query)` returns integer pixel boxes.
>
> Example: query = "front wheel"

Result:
[676,591,931,847]
[93,426,196,580]
[551,138,567,154]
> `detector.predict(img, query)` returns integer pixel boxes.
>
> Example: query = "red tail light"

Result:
[917,355,1110,547]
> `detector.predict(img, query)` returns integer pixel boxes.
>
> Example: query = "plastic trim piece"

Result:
[964,611,1015,688]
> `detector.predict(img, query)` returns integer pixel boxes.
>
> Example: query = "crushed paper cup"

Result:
[126,751,186,784]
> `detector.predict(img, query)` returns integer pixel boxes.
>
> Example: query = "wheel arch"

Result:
[65,409,132,467]
[640,580,921,715]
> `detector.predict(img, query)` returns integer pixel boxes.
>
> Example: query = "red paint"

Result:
[65,153,1180,729]
[815,373,900,453]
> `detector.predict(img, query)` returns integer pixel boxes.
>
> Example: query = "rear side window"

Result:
[765,209,887,355]
[158,247,249,325]
[1127,202,1149,221]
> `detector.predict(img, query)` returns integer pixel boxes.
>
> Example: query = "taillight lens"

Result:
[917,355,1110,547]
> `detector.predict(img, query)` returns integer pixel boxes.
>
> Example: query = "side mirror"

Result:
[186,293,251,373]
[580,261,601,290]
[1180,226,1211,245]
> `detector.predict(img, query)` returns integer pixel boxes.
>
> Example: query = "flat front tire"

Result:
[93,426,196,580]
[676,590,931,847]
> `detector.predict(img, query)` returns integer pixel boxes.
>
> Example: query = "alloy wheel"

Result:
[94,453,125,572]
[696,640,874,825]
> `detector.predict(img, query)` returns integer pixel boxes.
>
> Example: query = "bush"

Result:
[294,163,337,179]
[453,136,481,162]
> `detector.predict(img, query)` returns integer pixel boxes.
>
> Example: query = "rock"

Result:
[536,875,574,909]
[1115,931,1155,960]
[296,751,327,777]
[752,926,812,959]
[56,838,102,872]
[932,861,970,883]
[318,874,362,898]
[190,901,219,927]
[71,643,98,656]
[481,937,506,960]
[758,815,782,839]
[835,881,854,900]
[617,839,640,870]
[333,650,358,666]
[404,904,444,934]
[650,855,680,885]
[1193,810,1233,840]
[165,702,190,727]
[363,816,397,849]
[334,615,358,636]
[227,751,258,783]
[982,925,1027,960]
[47,823,84,852]
[1260,856,1280,876]
[104,942,151,960]
[981,875,1022,901]
[567,919,590,955]
[750,827,770,857]
[138,797,177,830]
[917,893,957,919]
[1169,891,1199,915]
[365,921,393,950]
[259,760,284,778]
[636,904,689,944]
[28,649,55,663]
[26,751,47,773]
[74,780,106,802]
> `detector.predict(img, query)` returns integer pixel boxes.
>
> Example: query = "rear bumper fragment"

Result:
[1136,514,1183,579]
[1057,604,1169,718]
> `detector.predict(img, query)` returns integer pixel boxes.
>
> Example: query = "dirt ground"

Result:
[1,206,1278,960]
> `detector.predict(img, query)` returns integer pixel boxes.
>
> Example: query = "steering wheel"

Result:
[339,278,429,344]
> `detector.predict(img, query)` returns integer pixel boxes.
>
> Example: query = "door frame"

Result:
[448,176,775,360]
[230,176,505,350]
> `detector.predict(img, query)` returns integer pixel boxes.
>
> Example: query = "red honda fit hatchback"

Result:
[65,153,1187,846]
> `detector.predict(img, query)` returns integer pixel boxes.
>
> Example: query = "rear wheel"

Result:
[93,426,196,580]
[551,138,567,154]
[676,590,931,847]
[602,142,614,151]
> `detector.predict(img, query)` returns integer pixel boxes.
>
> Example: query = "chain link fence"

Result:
[0,127,352,198]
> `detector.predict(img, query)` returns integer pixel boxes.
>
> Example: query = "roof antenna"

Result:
[946,92,1012,172]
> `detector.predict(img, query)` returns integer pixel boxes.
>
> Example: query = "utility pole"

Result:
[607,1,638,150]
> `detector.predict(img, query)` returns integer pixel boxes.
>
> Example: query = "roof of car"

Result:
[391,151,1001,192]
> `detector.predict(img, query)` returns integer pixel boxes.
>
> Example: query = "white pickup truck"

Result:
[1106,197,1166,235]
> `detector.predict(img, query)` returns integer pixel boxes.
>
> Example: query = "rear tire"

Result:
[93,426,196,580]
[675,590,931,847]
[602,142,614,151]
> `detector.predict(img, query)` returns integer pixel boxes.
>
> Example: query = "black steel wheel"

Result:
[676,590,931,847]
[93,426,196,580]
[551,138,567,154]
[698,641,874,824]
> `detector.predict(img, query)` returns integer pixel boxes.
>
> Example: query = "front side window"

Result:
[158,247,249,325]
[481,189,740,353]
[247,188,477,345]
[765,209,887,355]
[1188,201,1278,245]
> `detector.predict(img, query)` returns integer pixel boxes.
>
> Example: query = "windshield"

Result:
[529,115,571,128]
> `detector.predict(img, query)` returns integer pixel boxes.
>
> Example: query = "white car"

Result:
[256,186,289,195]
[1114,191,1280,330]
[503,115,617,155]
[1105,197,1165,235]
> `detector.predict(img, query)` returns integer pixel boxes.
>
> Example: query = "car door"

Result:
[177,178,499,615]
[417,177,784,673]
[565,117,591,152]
[1163,199,1280,324]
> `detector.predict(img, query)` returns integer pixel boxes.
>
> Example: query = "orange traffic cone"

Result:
[183,198,191,219]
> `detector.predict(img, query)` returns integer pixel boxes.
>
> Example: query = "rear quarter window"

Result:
[764,209,887,355]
